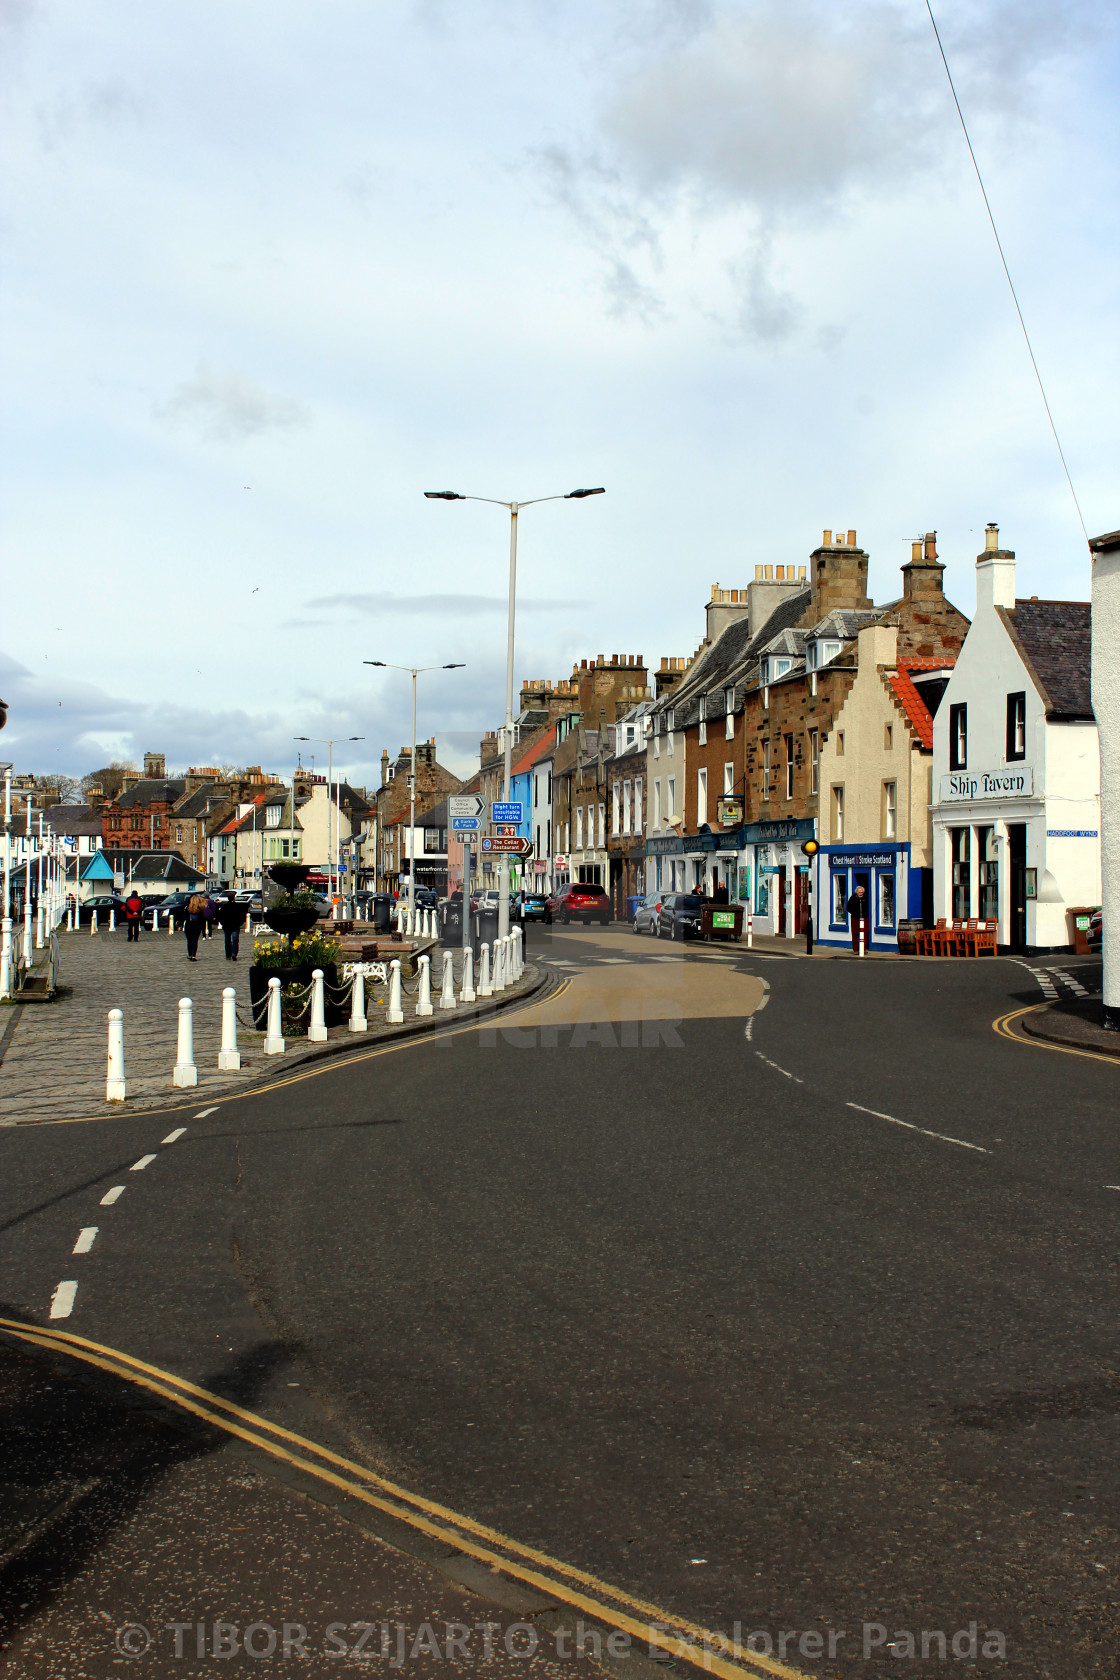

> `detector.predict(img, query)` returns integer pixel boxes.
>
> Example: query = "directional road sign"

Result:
[451,816,480,832]
[449,794,485,819]
[491,801,523,824]
[481,836,533,856]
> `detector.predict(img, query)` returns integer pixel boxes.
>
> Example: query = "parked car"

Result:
[79,894,127,926]
[654,893,705,940]
[517,890,549,921]
[545,882,610,926]
[142,891,194,928]
[632,892,664,935]
[1089,908,1102,949]
[472,888,501,917]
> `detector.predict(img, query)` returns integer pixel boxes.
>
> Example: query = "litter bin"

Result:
[897,917,925,956]
[701,903,743,942]
[1067,907,1095,956]
[626,895,640,922]
[365,892,394,933]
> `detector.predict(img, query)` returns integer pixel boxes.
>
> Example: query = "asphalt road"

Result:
[1,930,1118,1678]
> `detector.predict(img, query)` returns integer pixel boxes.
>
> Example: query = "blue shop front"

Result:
[813,842,914,952]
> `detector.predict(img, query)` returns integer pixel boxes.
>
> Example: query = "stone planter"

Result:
[248,962,346,1032]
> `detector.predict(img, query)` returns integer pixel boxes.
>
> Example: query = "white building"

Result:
[931,526,1099,952]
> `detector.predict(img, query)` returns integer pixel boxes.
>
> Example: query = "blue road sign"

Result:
[452,816,480,831]
[491,801,523,824]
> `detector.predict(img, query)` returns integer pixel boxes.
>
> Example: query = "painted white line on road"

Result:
[755,1051,802,1083]
[130,1154,157,1171]
[846,1102,990,1154]
[162,1127,187,1144]
[1105,1185,1120,1192]
[193,1108,217,1119]
[49,1281,77,1319]
[744,1016,753,1040]
[100,1186,125,1205]
[72,1227,98,1254]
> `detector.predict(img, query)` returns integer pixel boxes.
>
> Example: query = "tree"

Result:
[33,773,81,802]
[82,762,137,801]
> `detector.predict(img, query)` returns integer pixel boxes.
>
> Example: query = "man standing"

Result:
[846,882,869,953]
[217,891,243,961]
[124,887,144,943]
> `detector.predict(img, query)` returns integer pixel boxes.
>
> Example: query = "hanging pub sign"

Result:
[716,796,743,825]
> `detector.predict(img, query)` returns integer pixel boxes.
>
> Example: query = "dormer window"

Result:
[767,657,793,683]
[265,805,282,827]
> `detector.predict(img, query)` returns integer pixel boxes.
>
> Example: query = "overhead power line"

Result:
[924,0,1089,546]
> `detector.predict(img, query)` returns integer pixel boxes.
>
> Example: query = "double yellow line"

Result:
[993,1005,1120,1067]
[0,1317,806,1680]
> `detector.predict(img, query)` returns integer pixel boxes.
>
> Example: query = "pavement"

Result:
[0,926,544,1125]
[2,925,1119,1678]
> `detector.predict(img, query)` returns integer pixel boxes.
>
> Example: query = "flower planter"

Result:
[248,962,346,1031]
[263,904,320,939]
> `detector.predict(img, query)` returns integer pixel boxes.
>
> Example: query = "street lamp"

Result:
[425,486,604,937]
[293,735,364,910]
[363,662,465,915]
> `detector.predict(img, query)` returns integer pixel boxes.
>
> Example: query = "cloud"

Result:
[155,363,310,442]
[301,592,577,619]
[532,143,667,324]
[37,78,145,150]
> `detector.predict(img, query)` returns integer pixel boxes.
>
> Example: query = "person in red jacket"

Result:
[124,888,144,943]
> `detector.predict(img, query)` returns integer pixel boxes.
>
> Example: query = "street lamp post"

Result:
[294,735,364,914]
[363,662,464,917]
[425,486,604,938]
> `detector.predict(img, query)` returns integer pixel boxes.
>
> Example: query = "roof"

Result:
[1000,599,1092,720]
[807,608,880,639]
[887,665,936,749]
[114,778,187,809]
[80,851,116,881]
[511,726,557,779]
[173,785,233,819]
[44,804,104,838]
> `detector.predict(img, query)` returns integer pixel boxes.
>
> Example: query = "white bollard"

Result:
[244,910,251,933]
[386,958,404,1023]
[349,966,368,1033]
[0,918,11,1001]
[106,1007,127,1101]
[153,907,160,931]
[859,917,867,958]
[168,908,174,936]
[460,947,476,1004]
[90,906,97,936]
[511,927,522,980]
[173,996,197,1087]
[746,909,753,949]
[36,902,45,949]
[396,903,405,937]
[218,985,240,1070]
[439,949,456,1009]
[416,953,433,1016]
[308,967,328,1042]
[66,903,74,932]
[478,943,492,997]
[264,975,285,1054]
[498,936,510,991]
[108,907,115,934]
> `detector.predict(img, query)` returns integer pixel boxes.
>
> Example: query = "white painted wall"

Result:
[1091,539,1120,1021]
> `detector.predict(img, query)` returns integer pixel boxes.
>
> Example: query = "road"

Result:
[1,928,1117,1678]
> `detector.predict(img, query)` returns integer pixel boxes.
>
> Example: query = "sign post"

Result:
[801,838,819,956]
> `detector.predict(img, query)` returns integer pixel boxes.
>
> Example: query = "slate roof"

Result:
[807,608,880,640]
[99,848,207,884]
[173,785,233,819]
[659,589,814,724]
[114,778,187,809]
[1000,599,1092,720]
[43,804,103,838]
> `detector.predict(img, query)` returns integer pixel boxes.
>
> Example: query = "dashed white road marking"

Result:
[130,1153,157,1171]
[1105,1185,1120,1193]
[49,1281,78,1319]
[744,1016,754,1040]
[99,1186,125,1206]
[755,1051,803,1083]
[193,1107,217,1119]
[162,1127,187,1144]
[1049,968,1089,998]
[72,1227,98,1254]
[846,1101,989,1154]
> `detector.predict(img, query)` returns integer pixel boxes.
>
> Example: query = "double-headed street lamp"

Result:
[425,486,605,937]
[363,662,465,914]
[293,734,364,906]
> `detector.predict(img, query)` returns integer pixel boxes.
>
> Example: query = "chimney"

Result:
[380,749,389,786]
[901,529,946,602]
[975,527,1016,613]
[705,582,752,644]
[806,527,871,620]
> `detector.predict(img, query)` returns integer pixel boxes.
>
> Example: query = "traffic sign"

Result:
[449,794,484,819]
[451,816,480,832]
[481,836,533,856]
[491,801,523,824]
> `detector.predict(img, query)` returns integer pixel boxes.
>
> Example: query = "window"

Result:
[667,776,677,819]
[622,779,631,835]
[575,807,584,850]
[666,709,675,733]
[725,688,735,738]
[836,731,845,757]
[810,728,819,794]
[762,739,771,801]
[784,734,794,800]
[547,771,553,802]
[832,871,847,925]
[884,723,893,750]
[653,731,660,760]
[654,778,662,829]
[634,777,642,831]
[949,702,967,770]
[175,825,183,843]
[832,785,844,841]
[698,697,707,746]
[697,768,707,827]
[883,781,896,840]
[612,783,621,835]
[723,761,734,795]
[877,871,895,928]
[266,804,281,827]
[1007,691,1026,761]
[598,803,605,847]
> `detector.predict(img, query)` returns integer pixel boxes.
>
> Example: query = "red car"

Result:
[545,883,610,926]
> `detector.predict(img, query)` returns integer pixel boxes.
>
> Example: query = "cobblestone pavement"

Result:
[0,926,542,1125]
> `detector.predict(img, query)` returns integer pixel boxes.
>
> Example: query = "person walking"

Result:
[124,887,144,943]
[184,892,207,962]
[217,891,243,961]
[203,894,218,941]
[846,882,870,953]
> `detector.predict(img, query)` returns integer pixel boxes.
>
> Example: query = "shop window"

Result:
[949,703,967,770]
[978,825,999,918]
[1006,692,1026,761]
[883,781,896,840]
[877,871,895,928]
[784,734,794,800]
[832,871,847,925]
[756,849,771,914]
[951,826,970,918]
[832,785,844,841]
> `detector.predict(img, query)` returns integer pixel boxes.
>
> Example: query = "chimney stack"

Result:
[901,529,947,602]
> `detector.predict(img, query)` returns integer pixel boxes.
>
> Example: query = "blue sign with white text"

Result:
[491,802,523,824]
[452,816,480,831]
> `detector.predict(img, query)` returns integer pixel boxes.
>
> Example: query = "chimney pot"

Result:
[924,531,937,561]
[823,529,832,545]
[776,565,785,580]
[912,540,922,562]
[764,565,773,580]
[798,565,806,579]
[847,529,856,545]
[985,523,999,551]
[755,564,763,580]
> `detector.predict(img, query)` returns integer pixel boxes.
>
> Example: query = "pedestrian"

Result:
[846,882,870,953]
[217,891,243,961]
[124,886,144,943]
[203,894,218,941]
[184,892,207,961]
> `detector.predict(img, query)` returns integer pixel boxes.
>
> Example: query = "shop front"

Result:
[742,818,817,939]
[814,843,912,951]
[646,833,684,894]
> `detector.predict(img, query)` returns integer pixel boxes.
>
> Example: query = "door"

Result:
[795,869,809,935]
[1008,823,1027,951]
[777,866,787,936]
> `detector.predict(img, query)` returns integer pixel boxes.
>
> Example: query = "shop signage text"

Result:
[939,768,1034,801]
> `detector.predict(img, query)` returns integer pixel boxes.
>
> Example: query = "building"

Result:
[931,526,1098,952]
[100,776,188,852]
[606,702,652,918]
[375,739,463,893]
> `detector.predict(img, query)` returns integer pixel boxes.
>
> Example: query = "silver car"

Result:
[633,892,664,934]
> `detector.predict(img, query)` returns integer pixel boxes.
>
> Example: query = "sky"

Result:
[2,0,1117,790]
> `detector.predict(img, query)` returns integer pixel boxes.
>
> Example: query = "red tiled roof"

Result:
[886,660,953,749]
[510,726,557,778]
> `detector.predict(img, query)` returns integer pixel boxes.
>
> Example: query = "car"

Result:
[1089,909,1102,949]
[654,893,705,940]
[142,891,195,928]
[517,890,549,921]
[78,893,127,926]
[632,892,664,934]
[472,888,501,917]
[545,882,610,926]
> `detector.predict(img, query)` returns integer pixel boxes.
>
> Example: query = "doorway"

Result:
[795,869,809,934]
[777,866,787,936]
[1008,823,1027,951]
